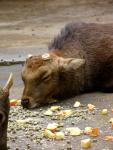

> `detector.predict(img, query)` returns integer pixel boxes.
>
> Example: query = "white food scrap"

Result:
[55,132,65,140]
[57,109,73,119]
[73,101,81,108]
[109,118,113,123]
[50,106,61,111]
[47,123,59,132]
[84,127,92,135]
[66,127,82,136]
[44,109,53,116]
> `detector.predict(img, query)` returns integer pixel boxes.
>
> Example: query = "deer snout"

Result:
[21,98,29,108]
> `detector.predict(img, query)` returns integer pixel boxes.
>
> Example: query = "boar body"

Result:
[22,23,113,108]
[0,88,9,150]
[49,23,113,94]
[0,73,13,150]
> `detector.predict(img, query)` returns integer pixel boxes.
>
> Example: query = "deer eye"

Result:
[42,74,51,82]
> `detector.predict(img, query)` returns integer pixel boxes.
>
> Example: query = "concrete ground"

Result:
[0,0,113,149]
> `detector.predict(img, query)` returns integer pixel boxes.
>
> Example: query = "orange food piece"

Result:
[105,136,113,141]
[9,100,17,106]
[111,109,113,112]
[50,128,57,133]
[9,99,21,106]
[91,128,99,137]
[85,127,99,136]
[87,104,95,111]
[111,124,113,129]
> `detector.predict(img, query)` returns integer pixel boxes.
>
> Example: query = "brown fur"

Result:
[22,22,113,108]
[0,88,9,150]
[49,22,113,92]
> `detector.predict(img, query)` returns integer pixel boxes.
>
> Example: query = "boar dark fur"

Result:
[0,88,9,150]
[49,22,113,95]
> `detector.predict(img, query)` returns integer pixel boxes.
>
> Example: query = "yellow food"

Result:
[57,109,73,119]
[109,118,113,123]
[66,127,82,136]
[50,106,61,111]
[101,109,108,115]
[10,99,21,106]
[55,132,65,140]
[44,109,53,116]
[81,138,92,148]
[44,129,55,139]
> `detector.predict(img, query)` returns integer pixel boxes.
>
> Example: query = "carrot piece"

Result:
[87,104,95,111]
[105,136,113,141]
[111,124,113,129]
[91,128,99,137]
[10,100,18,106]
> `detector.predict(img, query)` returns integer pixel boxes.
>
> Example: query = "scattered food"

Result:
[109,118,113,123]
[44,109,53,116]
[90,128,100,137]
[44,129,55,139]
[105,136,113,141]
[10,99,21,106]
[66,127,82,136]
[87,104,95,111]
[73,101,81,108]
[16,118,32,125]
[44,123,64,140]
[91,128,100,136]
[81,138,92,149]
[50,106,61,111]
[84,127,99,137]
[101,109,108,115]
[57,109,73,119]
[84,127,92,135]
[46,123,59,132]
[55,132,65,140]
[111,124,113,129]
[8,97,113,149]
[108,118,113,129]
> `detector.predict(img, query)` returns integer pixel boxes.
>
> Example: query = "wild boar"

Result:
[0,73,13,150]
[21,22,113,108]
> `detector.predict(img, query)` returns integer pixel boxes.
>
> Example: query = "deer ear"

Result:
[58,57,85,70]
